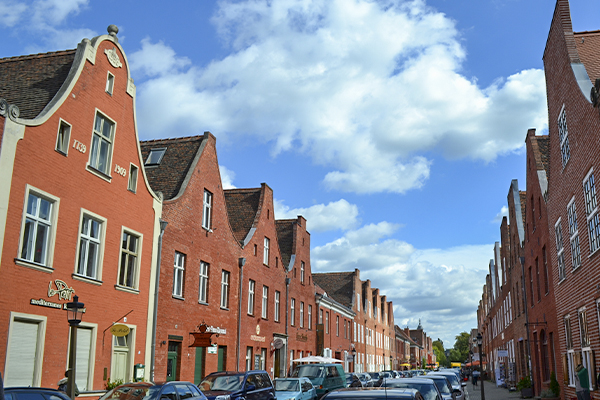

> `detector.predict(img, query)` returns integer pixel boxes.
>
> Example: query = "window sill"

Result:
[15,258,54,273]
[172,294,185,301]
[198,301,209,306]
[114,284,139,294]
[72,273,103,285]
[220,306,229,311]
[127,188,137,194]
[86,165,112,182]
[55,148,68,157]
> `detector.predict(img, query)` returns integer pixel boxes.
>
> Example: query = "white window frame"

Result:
[74,210,106,282]
[16,185,60,271]
[4,312,47,387]
[300,261,305,284]
[55,119,71,155]
[336,315,339,336]
[173,252,185,297]
[263,237,270,266]
[88,110,116,177]
[202,190,212,230]
[326,311,329,334]
[199,261,209,304]
[579,307,590,348]
[117,227,142,291]
[308,304,312,330]
[356,293,360,312]
[220,270,230,309]
[128,164,138,193]
[584,169,600,255]
[555,219,566,281]
[291,298,296,326]
[145,147,166,166]
[558,105,571,168]
[300,301,304,328]
[262,285,268,319]
[106,71,115,95]
[248,279,255,315]
[274,290,280,322]
[567,197,581,270]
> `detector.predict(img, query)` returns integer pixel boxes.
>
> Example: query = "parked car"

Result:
[291,363,346,399]
[422,375,460,400]
[427,372,465,400]
[98,381,207,400]
[346,373,364,388]
[358,373,375,387]
[274,377,317,400]
[199,370,275,400]
[5,387,72,400]
[321,387,425,399]
[381,378,442,400]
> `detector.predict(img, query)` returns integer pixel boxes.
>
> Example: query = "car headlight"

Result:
[215,396,231,400]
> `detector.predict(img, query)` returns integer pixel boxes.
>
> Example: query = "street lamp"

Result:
[66,295,84,399]
[476,332,485,400]
[351,348,356,372]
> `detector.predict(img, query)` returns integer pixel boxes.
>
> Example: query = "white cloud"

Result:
[31,0,88,26]
[0,1,27,27]
[312,222,492,345]
[219,165,236,189]
[274,198,359,232]
[129,38,191,78]
[493,205,509,223]
[131,0,548,195]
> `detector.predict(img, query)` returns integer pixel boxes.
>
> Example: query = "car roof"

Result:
[323,387,420,399]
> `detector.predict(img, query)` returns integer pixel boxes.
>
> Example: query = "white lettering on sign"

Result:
[72,139,86,153]
[114,164,126,177]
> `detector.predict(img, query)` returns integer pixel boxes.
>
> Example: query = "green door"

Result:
[217,346,227,371]
[194,347,205,384]
[167,342,179,382]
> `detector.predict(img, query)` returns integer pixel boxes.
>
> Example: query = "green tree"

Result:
[433,339,448,367]
[449,332,470,363]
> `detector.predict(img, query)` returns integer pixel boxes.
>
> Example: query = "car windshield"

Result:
[428,378,451,394]
[275,380,299,391]
[98,385,158,400]
[441,374,459,386]
[199,375,244,392]
[384,382,438,400]
[295,366,325,378]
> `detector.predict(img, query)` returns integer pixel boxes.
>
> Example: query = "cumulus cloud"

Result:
[274,198,359,232]
[313,223,492,345]
[493,205,509,223]
[0,0,27,27]
[219,165,236,189]
[131,0,548,195]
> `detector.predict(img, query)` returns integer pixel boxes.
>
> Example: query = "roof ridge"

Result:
[0,49,77,63]
[224,187,261,193]
[574,30,600,35]
[140,135,204,144]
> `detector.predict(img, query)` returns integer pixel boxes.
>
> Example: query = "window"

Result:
[173,252,185,297]
[555,219,566,281]
[89,112,115,175]
[220,271,230,309]
[19,188,58,267]
[145,147,166,166]
[106,72,115,95]
[56,120,71,155]
[202,190,212,230]
[558,106,570,167]
[128,164,138,193]
[565,315,573,349]
[300,302,304,328]
[319,309,323,324]
[274,291,280,322]
[308,305,312,330]
[567,198,581,269]
[300,261,305,284]
[263,237,270,266]
[543,246,549,294]
[262,286,268,319]
[199,262,209,304]
[356,293,360,312]
[336,316,339,336]
[248,280,255,315]
[291,298,295,326]
[326,311,329,334]
[118,230,141,289]
[536,258,541,302]
[246,347,253,371]
[583,171,600,254]
[579,308,590,348]
[76,213,104,279]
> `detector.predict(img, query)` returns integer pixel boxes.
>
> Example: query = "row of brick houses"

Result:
[0,26,436,392]
[476,1,600,398]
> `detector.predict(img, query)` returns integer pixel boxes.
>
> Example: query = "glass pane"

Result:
[102,119,113,139]
[21,220,34,259]
[34,223,48,263]
[38,198,51,221]
[126,255,136,287]
[119,253,127,286]
[90,219,100,239]
[26,194,38,215]
[98,140,109,173]
[78,240,87,274]
[122,233,128,249]
[128,235,137,252]
[87,242,98,277]
[94,115,103,132]
[90,135,99,168]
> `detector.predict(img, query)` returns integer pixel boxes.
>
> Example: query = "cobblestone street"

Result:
[466,380,522,400]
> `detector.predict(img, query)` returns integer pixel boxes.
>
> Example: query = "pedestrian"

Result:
[57,371,79,398]
[472,369,480,387]
[575,364,591,400]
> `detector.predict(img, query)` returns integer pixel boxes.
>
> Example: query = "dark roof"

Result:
[575,30,600,83]
[0,50,76,119]
[224,188,262,245]
[139,136,205,200]
[534,135,550,177]
[275,219,295,268]
[312,272,355,308]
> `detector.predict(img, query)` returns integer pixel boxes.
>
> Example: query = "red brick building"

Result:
[0,27,162,390]
[394,326,412,370]
[543,1,600,397]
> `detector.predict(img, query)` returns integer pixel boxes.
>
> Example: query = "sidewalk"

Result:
[466,380,522,400]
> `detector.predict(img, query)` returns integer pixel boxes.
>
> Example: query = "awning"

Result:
[292,355,343,363]
[465,360,487,367]
[399,363,411,367]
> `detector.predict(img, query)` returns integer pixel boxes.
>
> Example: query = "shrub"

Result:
[517,376,532,391]
[549,371,560,397]
[105,378,124,390]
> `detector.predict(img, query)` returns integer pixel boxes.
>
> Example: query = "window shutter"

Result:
[590,350,597,389]
[575,352,582,367]
[5,320,39,386]
[562,354,569,384]
[75,327,93,391]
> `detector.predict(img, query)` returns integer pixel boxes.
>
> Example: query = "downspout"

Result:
[521,256,534,395]
[150,219,168,382]
[285,277,290,376]
[236,257,245,371]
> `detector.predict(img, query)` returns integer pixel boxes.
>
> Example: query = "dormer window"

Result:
[146,148,166,166]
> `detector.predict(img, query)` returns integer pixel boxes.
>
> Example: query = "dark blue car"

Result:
[199,370,276,400]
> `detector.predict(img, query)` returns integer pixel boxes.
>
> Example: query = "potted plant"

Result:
[517,376,533,398]
[547,371,561,399]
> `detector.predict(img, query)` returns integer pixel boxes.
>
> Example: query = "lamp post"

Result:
[476,332,485,400]
[351,348,357,372]
[66,295,85,400]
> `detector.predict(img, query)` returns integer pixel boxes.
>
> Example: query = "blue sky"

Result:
[2,0,598,349]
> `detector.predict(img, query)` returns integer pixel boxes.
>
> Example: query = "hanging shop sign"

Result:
[111,324,131,337]
[296,333,308,342]
[190,322,218,347]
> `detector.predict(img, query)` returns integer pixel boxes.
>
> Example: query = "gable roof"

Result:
[275,219,295,268]
[519,191,527,227]
[139,135,205,200]
[0,50,76,119]
[575,30,600,83]
[312,272,355,308]
[224,187,263,246]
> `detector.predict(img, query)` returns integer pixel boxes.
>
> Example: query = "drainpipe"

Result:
[150,219,168,382]
[285,277,290,376]
[520,256,534,395]
[236,257,245,371]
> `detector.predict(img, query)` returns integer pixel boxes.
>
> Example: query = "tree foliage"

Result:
[449,332,471,363]
[432,339,448,367]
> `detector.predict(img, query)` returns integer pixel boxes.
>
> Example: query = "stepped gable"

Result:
[140,135,205,200]
[519,191,527,226]
[0,50,76,119]
[224,187,262,245]
[275,219,295,269]
[574,30,600,83]
[312,272,355,308]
